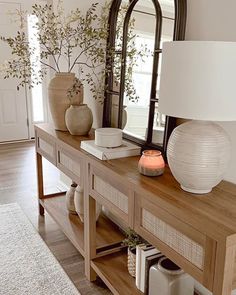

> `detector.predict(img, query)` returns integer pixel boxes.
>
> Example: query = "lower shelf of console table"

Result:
[39,195,124,257]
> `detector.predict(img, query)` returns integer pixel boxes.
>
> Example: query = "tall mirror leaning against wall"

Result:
[102,0,187,154]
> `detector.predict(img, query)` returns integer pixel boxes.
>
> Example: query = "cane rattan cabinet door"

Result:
[135,194,216,291]
[89,165,134,227]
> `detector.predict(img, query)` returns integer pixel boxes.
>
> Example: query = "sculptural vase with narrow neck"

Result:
[48,72,83,131]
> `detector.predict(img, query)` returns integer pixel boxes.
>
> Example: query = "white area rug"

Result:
[0,203,80,295]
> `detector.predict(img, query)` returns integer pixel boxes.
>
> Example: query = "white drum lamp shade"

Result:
[159,41,236,194]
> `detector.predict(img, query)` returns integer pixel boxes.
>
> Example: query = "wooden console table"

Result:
[35,123,236,295]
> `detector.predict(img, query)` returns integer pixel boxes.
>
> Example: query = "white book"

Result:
[140,247,160,292]
[80,140,141,160]
[135,244,146,289]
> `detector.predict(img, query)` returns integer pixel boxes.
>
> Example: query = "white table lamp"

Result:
[159,41,236,194]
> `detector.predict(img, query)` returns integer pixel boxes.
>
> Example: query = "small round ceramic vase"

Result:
[65,104,93,135]
[74,185,101,223]
[66,182,77,214]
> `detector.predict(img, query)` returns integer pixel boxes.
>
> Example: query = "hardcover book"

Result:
[81,139,141,160]
[139,247,160,292]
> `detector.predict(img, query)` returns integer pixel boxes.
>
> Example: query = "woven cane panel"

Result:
[142,209,204,269]
[38,138,54,158]
[94,176,128,214]
[59,151,80,177]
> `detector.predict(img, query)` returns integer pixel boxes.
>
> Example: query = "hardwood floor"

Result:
[0,141,110,295]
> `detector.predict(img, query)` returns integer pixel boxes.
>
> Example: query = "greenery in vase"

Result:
[0,1,108,102]
[0,1,150,104]
[122,228,145,253]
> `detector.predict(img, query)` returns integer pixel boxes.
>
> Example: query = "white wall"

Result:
[186,0,236,184]
[186,2,236,294]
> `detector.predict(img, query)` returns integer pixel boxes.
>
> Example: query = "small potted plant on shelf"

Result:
[122,228,144,278]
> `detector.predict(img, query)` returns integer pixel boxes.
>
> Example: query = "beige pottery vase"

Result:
[74,185,101,223]
[48,72,83,131]
[66,182,77,214]
[111,104,127,130]
[65,104,93,135]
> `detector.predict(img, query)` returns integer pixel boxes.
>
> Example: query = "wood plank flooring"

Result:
[0,141,110,295]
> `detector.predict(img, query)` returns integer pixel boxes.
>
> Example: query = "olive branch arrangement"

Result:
[0,1,150,104]
[0,1,108,102]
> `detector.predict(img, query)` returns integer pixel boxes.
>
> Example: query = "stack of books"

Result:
[135,244,164,294]
[81,139,141,160]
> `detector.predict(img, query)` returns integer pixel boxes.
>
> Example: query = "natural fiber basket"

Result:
[127,248,136,277]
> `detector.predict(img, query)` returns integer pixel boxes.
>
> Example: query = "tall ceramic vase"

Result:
[48,73,83,131]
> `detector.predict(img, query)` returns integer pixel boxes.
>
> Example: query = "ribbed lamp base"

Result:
[167,121,231,195]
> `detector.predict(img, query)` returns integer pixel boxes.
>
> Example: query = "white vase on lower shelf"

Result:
[74,184,101,223]
[66,182,77,214]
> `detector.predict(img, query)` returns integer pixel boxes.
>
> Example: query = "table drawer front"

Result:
[142,208,204,269]
[57,145,83,184]
[135,196,208,283]
[90,166,133,226]
[36,132,56,164]
[94,175,128,214]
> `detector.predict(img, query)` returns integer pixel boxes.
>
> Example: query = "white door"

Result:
[0,2,29,142]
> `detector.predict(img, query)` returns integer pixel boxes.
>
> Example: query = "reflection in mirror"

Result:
[123,0,156,140]
[103,0,186,153]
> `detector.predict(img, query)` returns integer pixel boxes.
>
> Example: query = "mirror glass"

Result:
[111,0,175,146]
[123,0,156,140]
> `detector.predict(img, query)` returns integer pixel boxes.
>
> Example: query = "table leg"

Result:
[213,241,235,295]
[84,163,97,281]
[36,152,44,216]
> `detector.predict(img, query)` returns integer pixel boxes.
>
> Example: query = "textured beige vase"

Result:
[65,183,77,214]
[74,185,101,223]
[65,104,93,135]
[48,73,83,131]
[111,104,127,130]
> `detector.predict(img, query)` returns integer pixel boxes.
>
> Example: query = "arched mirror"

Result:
[103,0,187,153]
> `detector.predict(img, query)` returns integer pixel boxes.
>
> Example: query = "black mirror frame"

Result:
[102,0,187,155]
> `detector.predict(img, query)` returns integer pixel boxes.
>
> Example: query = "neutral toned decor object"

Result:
[65,104,93,136]
[138,150,165,177]
[35,123,236,295]
[95,128,122,147]
[66,182,77,214]
[149,257,194,295]
[81,139,141,160]
[74,184,101,223]
[159,41,236,194]
[111,105,127,130]
[127,247,136,277]
[48,73,83,131]
[0,203,80,295]
[122,229,144,278]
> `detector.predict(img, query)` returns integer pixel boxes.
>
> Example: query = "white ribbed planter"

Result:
[167,121,231,194]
